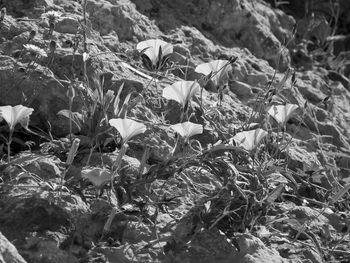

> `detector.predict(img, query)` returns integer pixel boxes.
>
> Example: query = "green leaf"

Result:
[57,110,83,131]
[113,82,125,117]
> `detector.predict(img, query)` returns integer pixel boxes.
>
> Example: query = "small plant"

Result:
[0,105,34,162]
[162,80,200,121]
[136,39,173,70]
[41,10,61,37]
[23,44,47,70]
[23,44,47,57]
[232,128,268,152]
[58,76,116,164]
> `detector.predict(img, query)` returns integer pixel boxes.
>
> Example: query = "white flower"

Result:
[170,122,203,142]
[81,167,112,189]
[109,118,146,144]
[0,105,34,131]
[23,44,47,57]
[195,60,232,87]
[136,39,173,66]
[232,128,268,152]
[268,104,299,126]
[162,81,200,108]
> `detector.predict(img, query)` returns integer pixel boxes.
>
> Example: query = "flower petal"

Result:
[268,104,299,125]
[136,39,173,66]
[162,81,200,107]
[195,60,231,87]
[233,128,268,151]
[109,118,146,143]
[0,105,34,131]
[170,122,203,140]
[81,167,112,188]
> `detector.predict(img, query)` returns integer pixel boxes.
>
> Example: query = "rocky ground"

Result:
[0,0,350,262]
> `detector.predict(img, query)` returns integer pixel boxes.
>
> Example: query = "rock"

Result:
[86,0,160,41]
[331,35,350,56]
[23,234,79,263]
[0,232,27,263]
[131,0,294,71]
[0,188,88,243]
[2,0,54,17]
[229,80,254,98]
[288,206,330,229]
[316,121,350,149]
[165,228,238,263]
[3,152,64,181]
[233,233,286,263]
[275,0,350,36]
[55,17,80,34]
[0,186,87,263]
[123,221,153,243]
[0,56,75,136]
[327,71,350,91]
[287,146,322,172]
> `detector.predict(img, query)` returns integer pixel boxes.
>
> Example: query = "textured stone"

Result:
[131,0,295,71]
[0,232,27,263]
[86,0,160,41]
[287,146,322,171]
[233,233,286,263]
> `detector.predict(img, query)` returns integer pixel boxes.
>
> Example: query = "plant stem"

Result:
[69,99,73,141]
[7,130,13,163]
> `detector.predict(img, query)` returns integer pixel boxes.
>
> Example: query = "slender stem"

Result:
[69,99,73,141]
[86,142,97,166]
[7,130,13,163]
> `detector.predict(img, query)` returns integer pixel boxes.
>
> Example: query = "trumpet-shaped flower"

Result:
[0,105,34,131]
[195,60,232,87]
[81,167,112,189]
[136,39,173,66]
[109,118,146,144]
[170,122,203,142]
[232,128,268,152]
[268,104,299,126]
[162,81,200,108]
